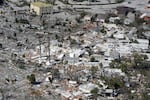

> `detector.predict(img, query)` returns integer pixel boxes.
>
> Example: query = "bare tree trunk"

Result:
[38,37,42,60]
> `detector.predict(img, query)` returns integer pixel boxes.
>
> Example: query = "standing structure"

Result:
[30,2,52,15]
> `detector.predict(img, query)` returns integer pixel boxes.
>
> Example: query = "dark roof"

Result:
[97,14,108,19]
[0,0,4,5]
[116,6,135,16]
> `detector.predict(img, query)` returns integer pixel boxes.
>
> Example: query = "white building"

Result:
[103,68,125,77]
[79,83,98,93]
[30,2,52,15]
[109,17,120,23]
[131,39,149,51]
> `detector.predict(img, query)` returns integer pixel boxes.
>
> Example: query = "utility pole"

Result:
[38,35,42,60]
[39,37,42,60]
[47,33,51,63]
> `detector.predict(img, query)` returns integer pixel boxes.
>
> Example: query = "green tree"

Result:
[79,98,83,100]
[51,68,60,79]
[80,11,88,18]
[115,0,124,3]
[131,53,148,68]
[100,26,107,34]
[105,78,124,89]
[90,66,98,77]
[90,57,95,62]
[90,87,99,100]
[16,59,26,69]
[27,74,36,84]
[91,14,98,22]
